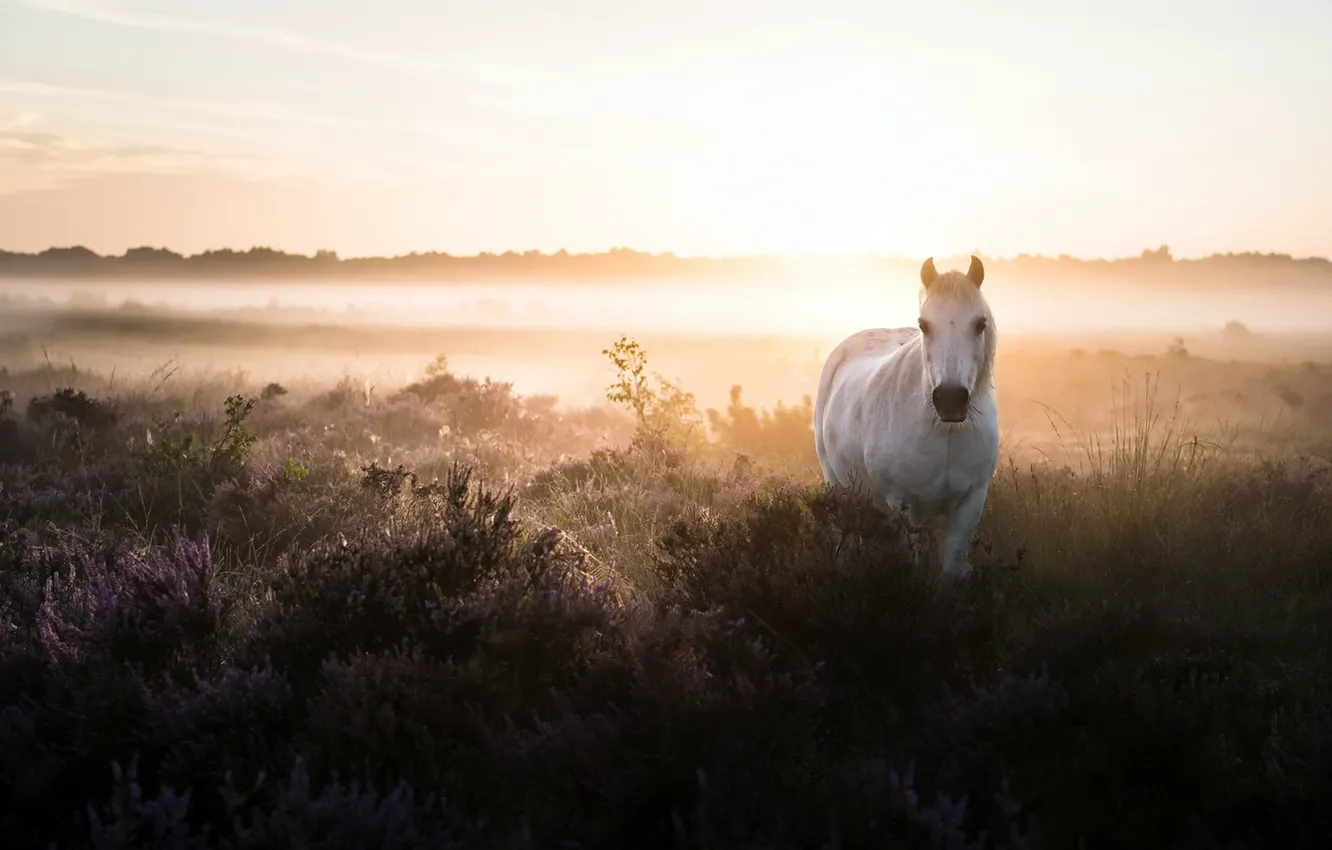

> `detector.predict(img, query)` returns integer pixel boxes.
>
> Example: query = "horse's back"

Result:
[828,328,919,364]
[815,328,917,409]
[814,327,918,486]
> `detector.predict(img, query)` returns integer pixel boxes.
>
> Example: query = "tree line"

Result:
[0,243,1327,283]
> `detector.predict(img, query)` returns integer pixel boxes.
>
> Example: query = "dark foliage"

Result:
[2,242,1330,285]
[27,388,121,434]
[2,363,1332,849]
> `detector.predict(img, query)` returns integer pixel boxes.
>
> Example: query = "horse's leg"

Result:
[941,482,989,578]
[814,425,835,485]
[871,492,930,573]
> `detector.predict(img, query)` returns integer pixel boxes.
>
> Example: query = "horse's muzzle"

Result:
[932,384,970,422]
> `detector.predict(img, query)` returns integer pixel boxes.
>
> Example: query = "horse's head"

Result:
[917,255,995,424]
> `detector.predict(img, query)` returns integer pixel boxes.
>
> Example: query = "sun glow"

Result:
[4,0,1330,258]
[685,79,995,255]
[506,62,996,257]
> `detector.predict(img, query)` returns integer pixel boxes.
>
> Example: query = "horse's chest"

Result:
[900,463,967,516]
[866,433,992,521]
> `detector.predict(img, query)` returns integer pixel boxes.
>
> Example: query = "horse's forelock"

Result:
[920,270,984,306]
[920,270,998,388]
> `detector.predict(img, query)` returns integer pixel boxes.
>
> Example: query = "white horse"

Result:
[814,255,999,577]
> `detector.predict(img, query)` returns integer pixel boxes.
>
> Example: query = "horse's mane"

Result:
[919,271,998,394]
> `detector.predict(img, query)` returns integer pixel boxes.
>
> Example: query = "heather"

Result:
[1,341,1331,849]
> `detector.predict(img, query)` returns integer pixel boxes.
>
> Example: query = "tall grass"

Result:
[982,371,1331,606]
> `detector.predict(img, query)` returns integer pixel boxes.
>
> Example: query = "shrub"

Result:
[705,383,818,474]
[36,535,227,673]
[601,335,705,455]
[27,387,120,434]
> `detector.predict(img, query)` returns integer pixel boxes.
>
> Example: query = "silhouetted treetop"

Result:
[0,244,1326,284]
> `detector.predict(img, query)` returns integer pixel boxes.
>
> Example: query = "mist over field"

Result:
[4,249,1332,468]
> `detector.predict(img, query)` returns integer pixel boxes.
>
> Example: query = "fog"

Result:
[6,274,1332,340]
[3,274,1331,436]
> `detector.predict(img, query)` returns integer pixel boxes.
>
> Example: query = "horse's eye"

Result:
[918,319,932,335]
[973,317,988,335]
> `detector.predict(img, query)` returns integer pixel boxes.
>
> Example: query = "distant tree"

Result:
[123,246,183,263]
[39,246,101,262]
[4,240,1332,286]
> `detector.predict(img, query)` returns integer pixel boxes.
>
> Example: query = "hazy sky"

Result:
[1,0,1329,259]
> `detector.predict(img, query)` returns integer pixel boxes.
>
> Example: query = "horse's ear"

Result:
[967,255,985,287]
[920,257,937,287]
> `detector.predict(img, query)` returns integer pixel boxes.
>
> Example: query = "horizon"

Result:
[2,243,1330,265]
[7,238,1332,340]
[3,1,1331,260]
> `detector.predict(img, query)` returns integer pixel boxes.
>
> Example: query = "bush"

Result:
[706,384,818,474]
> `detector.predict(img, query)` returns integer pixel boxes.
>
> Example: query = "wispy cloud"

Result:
[0,78,515,155]
[0,120,259,196]
[22,0,463,76]
[0,77,555,187]
[4,112,43,129]
[0,128,251,167]
[0,79,355,127]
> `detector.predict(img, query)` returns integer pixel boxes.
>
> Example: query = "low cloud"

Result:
[0,129,249,168]
[0,79,349,127]
[21,0,461,76]
[0,122,258,197]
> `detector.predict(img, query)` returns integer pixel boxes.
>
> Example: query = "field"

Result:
[2,301,1332,848]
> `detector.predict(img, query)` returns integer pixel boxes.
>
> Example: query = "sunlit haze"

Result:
[3,0,1330,259]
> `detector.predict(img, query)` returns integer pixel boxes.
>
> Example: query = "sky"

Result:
[0,0,1329,259]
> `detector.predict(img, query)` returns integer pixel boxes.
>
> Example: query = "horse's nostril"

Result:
[932,385,970,417]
